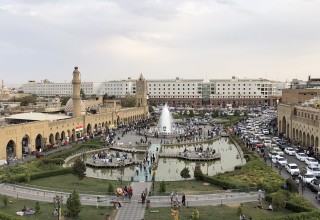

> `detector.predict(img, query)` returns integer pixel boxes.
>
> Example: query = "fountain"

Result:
[148,104,184,137]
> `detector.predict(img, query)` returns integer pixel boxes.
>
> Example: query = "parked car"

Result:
[262,129,269,135]
[309,179,320,192]
[295,152,308,162]
[285,163,300,176]
[299,172,316,184]
[305,157,319,167]
[307,166,320,177]
[284,147,296,156]
[268,151,278,159]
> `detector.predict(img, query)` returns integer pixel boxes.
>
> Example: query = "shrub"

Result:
[237,204,243,216]
[2,195,8,207]
[194,163,203,181]
[107,183,114,194]
[159,180,166,194]
[35,201,40,214]
[272,191,286,210]
[24,172,30,183]
[40,158,64,165]
[191,209,200,220]
[285,178,299,193]
[0,212,24,220]
[180,167,191,180]
[285,201,314,213]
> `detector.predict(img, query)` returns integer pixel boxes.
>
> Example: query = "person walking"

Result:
[141,191,146,204]
[128,186,133,199]
[182,193,186,206]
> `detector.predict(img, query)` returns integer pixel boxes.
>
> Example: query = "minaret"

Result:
[136,73,148,108]
[72,67,81,117]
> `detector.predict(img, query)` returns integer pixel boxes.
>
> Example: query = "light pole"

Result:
[53,195,63,220]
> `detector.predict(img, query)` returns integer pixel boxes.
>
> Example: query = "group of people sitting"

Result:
[16,205,35,216]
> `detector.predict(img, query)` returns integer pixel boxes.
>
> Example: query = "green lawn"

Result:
[154,180,224,195]
[26,174,130,194]
[144,201,294,220]
[0,196,116,220]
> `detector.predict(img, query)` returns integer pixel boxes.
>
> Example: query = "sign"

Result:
[75,125,83,134]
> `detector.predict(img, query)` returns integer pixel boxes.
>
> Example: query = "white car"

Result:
[276,156,287,166]
[307,166,320,177]
[299,172,316,184]
[295,152,308,161]
[305,157,319,167]
[285,163,300,176]
[264,139,272,147]
[274,148,284,156]
[268,151,278,159]
[262,129,269,135]
[284,147,296,156]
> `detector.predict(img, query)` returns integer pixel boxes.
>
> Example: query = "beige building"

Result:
[278,89,320,154]
[0,68,148,162]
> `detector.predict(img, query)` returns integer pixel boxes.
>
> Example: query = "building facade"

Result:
[0,69,148,162]
[22,76,286,108]
[278,89,320,154]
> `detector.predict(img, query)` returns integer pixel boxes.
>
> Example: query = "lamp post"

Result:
[53,195,63,220]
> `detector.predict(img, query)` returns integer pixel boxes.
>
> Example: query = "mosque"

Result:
[0,67,148,163]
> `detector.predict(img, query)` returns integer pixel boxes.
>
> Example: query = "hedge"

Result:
[285,201,315,213]
[8,167,73,183]
[285,178,299,193]
[0,212,24,220]
[202,175,252,191]
[270,211,320,220]
[40,158,65,165]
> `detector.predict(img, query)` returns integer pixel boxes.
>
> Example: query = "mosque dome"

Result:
[64,98,86,114]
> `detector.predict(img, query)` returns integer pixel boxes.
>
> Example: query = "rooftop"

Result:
[5,112,71,122]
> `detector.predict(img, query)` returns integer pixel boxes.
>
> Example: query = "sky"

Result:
[1,0,320,86]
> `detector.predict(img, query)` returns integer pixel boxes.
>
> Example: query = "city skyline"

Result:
[1,0,320,85]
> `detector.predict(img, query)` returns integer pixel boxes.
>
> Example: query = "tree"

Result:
[61,96,71,105]
[10,94,37,106]
[211,110,219,118]
[66,190,82,217]
[72,158,86,182]
[80,89,85,100]
[189,110,194,117]
[149,105,154,113]
[159,180,166,194]
[121,96,136,107]
[180,167,191,180]
[194,163,203,180]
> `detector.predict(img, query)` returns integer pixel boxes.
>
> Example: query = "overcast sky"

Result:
[1,0,320,85]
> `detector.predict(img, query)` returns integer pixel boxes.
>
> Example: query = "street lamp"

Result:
[53,195,63,220]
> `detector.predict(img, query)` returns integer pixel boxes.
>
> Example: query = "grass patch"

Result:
[154,180,223,195]
[0,196,116,220]
[144,201,294,220]
[26,174,130,194]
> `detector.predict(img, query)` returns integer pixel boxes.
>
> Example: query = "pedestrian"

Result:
[141,191,146,204]
[182,193,186,206]
[145,170,148,182]
[170,192,174,203]
[128,186,133,199]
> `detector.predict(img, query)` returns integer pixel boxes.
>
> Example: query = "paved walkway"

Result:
[0,182,263,220]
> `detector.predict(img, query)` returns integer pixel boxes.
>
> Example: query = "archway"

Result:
[94,124,98,133]
[22,134,30,155]
[61,131,66,142]
[282,116,286,135]
[49,133,54,145]
[71,129,75,142]
[6,140,16,159]
[292,128,295,139]
[307,133,310,148]
[303,132,306,147]
[87,124,92,134]
[278,120,282,136]
[35,134,43,151]
[311,135,314,148]
[67,130,71,143]
[315,137,319,155]
[299,130,302,144]
[286,124,290,138]
[55,132,60,145]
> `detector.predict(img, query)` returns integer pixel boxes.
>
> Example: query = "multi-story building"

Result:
[278,88,320,155]
[22,79,103,97]
[21,76,286,108]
